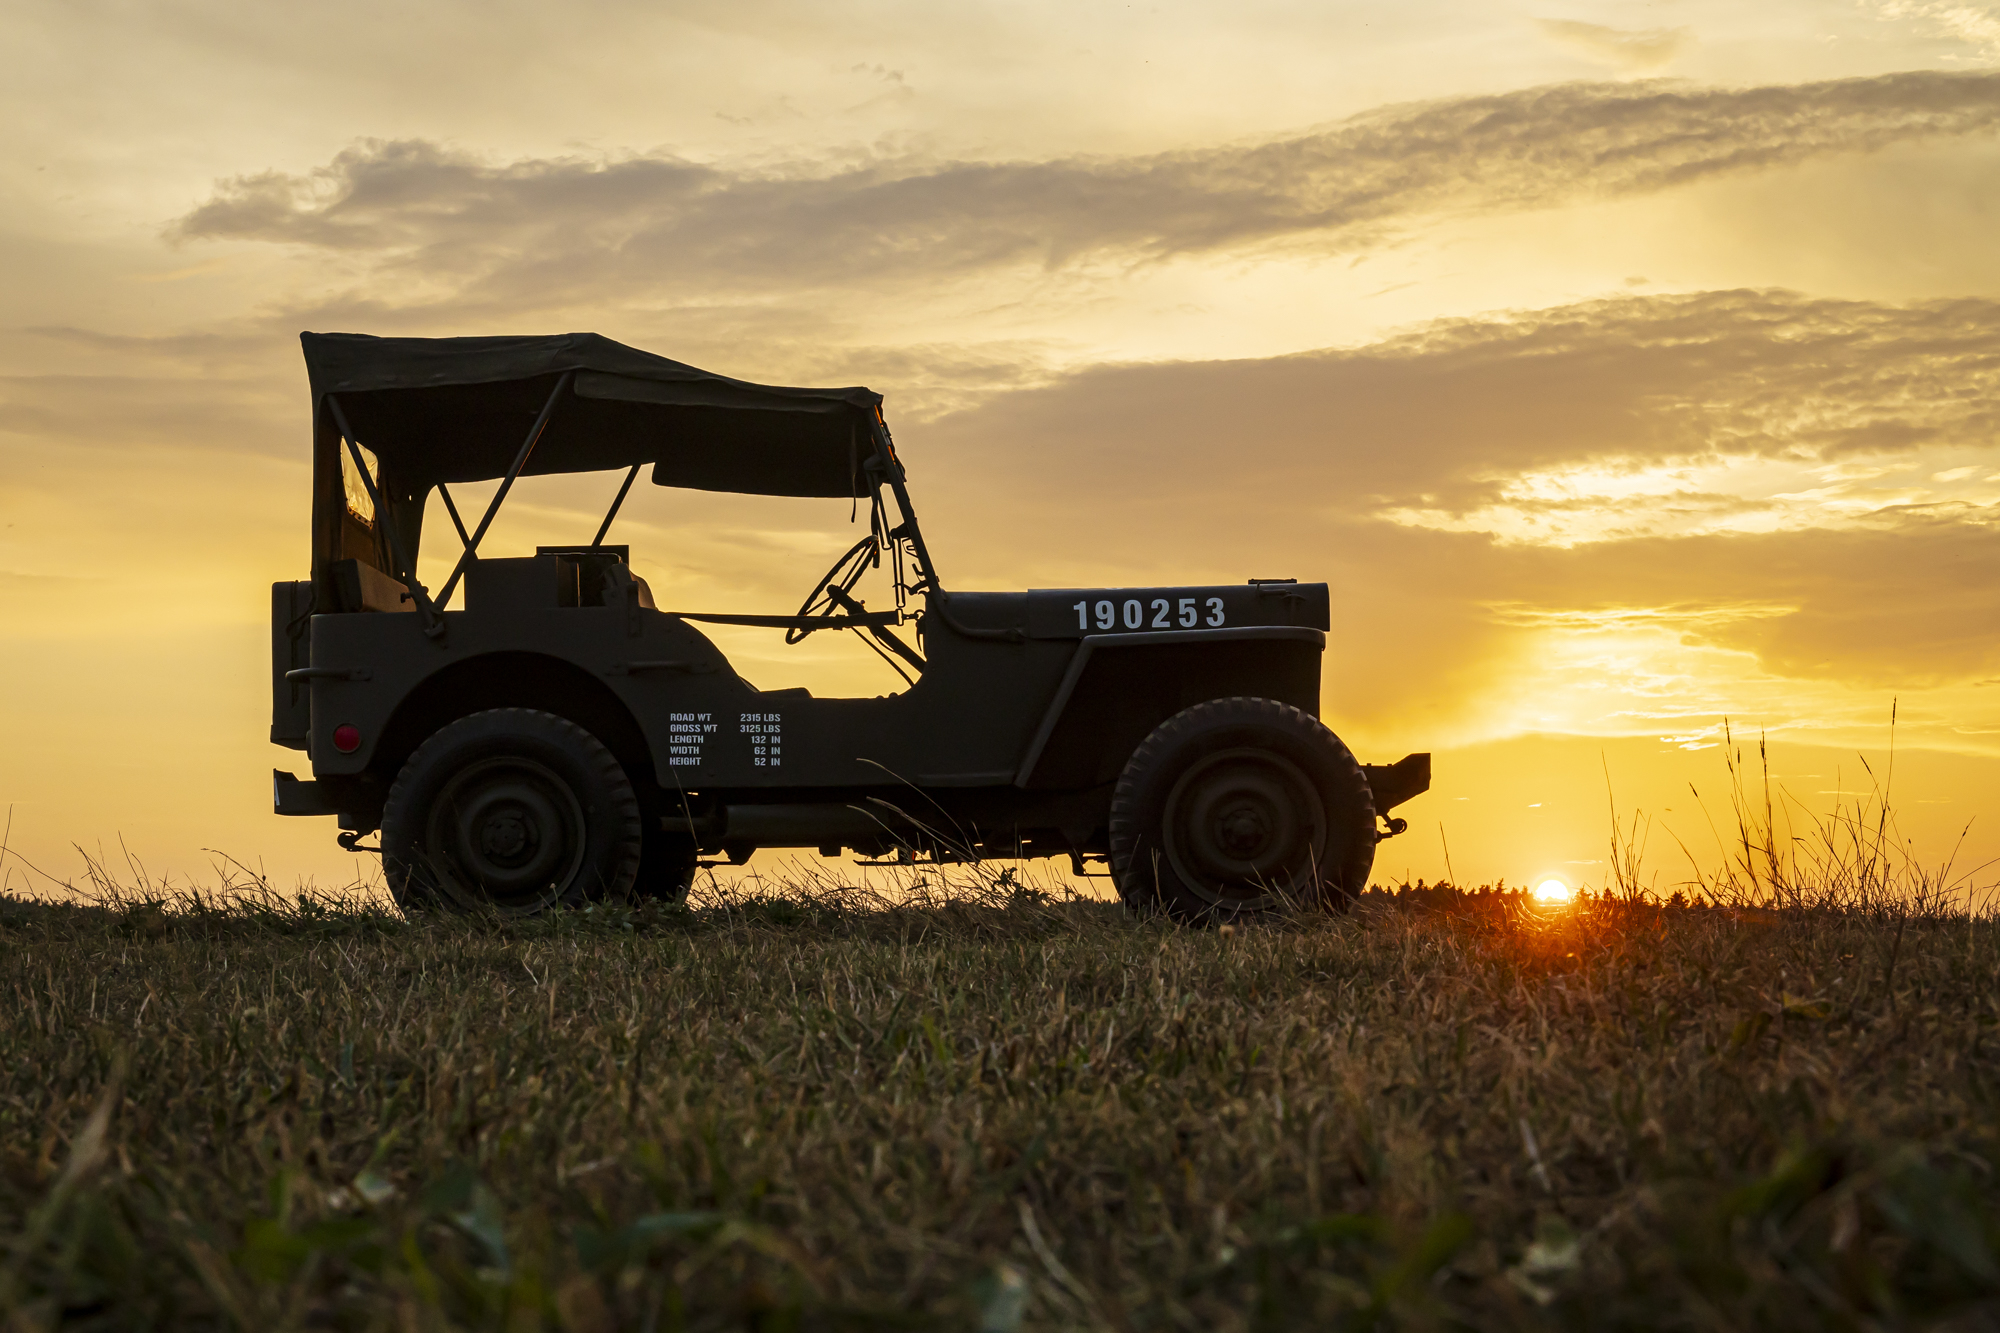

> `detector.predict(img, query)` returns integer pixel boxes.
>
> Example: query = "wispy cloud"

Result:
[1877,1,2000,61]
[930,289,2000,521]
[169,70,2000,312]
[1535,19,1693,74]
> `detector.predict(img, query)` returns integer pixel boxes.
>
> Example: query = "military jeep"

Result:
[269,332,1428,921]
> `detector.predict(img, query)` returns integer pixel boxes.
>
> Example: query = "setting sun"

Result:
[1532,877,1574,905]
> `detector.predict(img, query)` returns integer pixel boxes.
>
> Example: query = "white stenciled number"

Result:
[1073,591,1228,632]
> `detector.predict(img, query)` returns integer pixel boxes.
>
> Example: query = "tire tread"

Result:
[381,707,642,913]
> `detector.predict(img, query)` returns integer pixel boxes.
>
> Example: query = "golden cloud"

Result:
[168,71,2000,314]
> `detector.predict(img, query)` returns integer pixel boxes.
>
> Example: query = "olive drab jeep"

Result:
[269,332,1429,922]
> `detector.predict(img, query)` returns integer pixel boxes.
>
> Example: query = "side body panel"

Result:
[295,565,1348,851]
[302,605,1080,789]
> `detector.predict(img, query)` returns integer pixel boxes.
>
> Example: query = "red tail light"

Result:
[332,724,361,753]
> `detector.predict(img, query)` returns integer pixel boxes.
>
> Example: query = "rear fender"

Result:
[374,651,656,791]
[1014,627,1324,790]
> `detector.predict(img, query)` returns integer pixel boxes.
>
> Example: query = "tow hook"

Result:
[336,831,381,854]
[1375,816,1409,842]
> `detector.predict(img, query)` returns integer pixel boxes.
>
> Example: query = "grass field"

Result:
[4,856,2000,1331]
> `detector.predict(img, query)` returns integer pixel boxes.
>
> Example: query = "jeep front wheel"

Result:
[1108,697,1375,923]
[381,708,643,915]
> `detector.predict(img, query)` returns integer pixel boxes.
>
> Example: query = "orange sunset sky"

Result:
[3,0,1999,898]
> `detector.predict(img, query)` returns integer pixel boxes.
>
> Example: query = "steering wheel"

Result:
[787,536,880,644]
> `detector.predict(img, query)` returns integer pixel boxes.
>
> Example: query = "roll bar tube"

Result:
[591,463,644,547]
[434,371,575,611]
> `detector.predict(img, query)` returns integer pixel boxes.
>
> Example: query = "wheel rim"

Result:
[1161,747,1327,908]
[421,755,587,913]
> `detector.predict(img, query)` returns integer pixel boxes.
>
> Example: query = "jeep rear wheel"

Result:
[382,708,643,916]
[1109,697,1375,923]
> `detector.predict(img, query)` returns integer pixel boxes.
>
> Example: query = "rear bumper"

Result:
[273,769,337,817]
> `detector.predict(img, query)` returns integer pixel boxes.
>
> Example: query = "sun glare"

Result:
[1532,877,1574,904]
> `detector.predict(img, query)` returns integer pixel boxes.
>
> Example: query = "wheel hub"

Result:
[479,809,535,861]
[425,757,586,912]
[1162,748,1327,906]
[1217,805,1272,857]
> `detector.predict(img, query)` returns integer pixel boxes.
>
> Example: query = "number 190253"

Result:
[1074,595,1225,631]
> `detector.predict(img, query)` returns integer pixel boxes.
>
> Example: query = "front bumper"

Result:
[1362,753,1431,813]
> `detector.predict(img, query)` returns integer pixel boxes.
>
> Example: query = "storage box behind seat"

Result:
[465,556,580,611]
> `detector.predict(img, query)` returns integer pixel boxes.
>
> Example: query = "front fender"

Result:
[1013,627,1325,789]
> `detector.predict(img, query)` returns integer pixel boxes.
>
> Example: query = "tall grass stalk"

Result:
[1609,711,1994,919]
